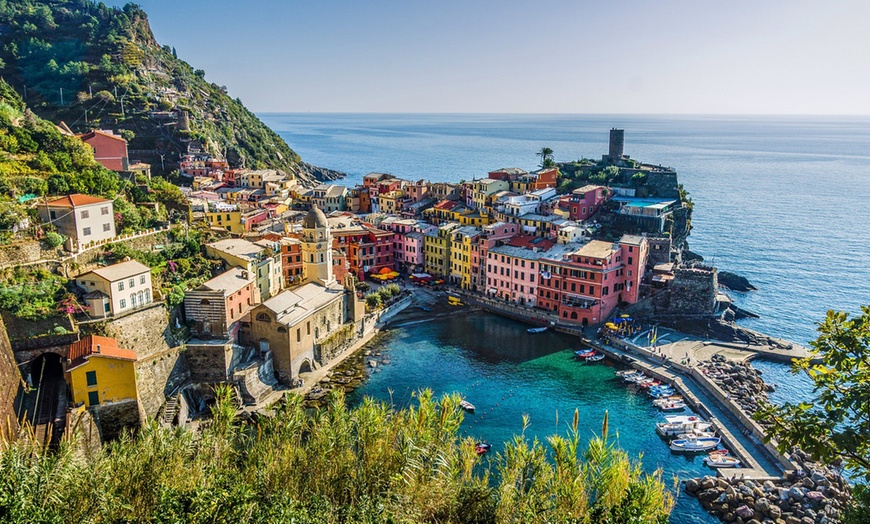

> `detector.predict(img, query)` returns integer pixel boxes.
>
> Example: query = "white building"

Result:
[38,194,116,252]
[75,260,153,318]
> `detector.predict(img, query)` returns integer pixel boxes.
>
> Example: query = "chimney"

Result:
[241,270,249,279]
[95,344,101,354]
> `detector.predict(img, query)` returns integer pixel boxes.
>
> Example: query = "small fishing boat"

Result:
[708,449,729,456]
[704,455,741,468]
[616,370,639,377]
[648,389,677,399]
[575,348,595,357]
[665,415,702,424]
[658,400,687,411]
[623,373,647,382]
[528,326,548,334]
[639,380,662,388]
[670,436,721,452]
[655,420,714,437]
[652,396,683,406]
[459,400,476,413]
[475,442,492,455]
[586,354,605,362]
[677,430,717,439]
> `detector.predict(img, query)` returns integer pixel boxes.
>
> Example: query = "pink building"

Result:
[470,222,519,292]
[484,235,559,306]
[536,235,648,326]
[183,267,259,339]
[77,130,128,172]
[380,218,434,272]
[568,185,609,221]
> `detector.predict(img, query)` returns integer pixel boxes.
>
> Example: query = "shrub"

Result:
[44,231,65,247]
[365,292,382,311]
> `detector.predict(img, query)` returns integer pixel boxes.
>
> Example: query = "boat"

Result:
[670,436,721,452]
[639,380,662,388]
[448,296,463,306]
[652,396,683,406]
[655,420,714,437]
[708,449,729,456]
[528,326,548,334]
[658,401,687,411]
[616,370,639,377]
[677,430,717,439]
[586,354,605,362]
[649,389,677,399]
[475,442,492,455]
[704,455,741,468]
[575,348,595,357]
[665,415,702,424]
[623,373,646,382]
[459,400,475,413]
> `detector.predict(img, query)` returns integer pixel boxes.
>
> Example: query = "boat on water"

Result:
[648,388,676,398]
[575,348,595,357]
[616,370,639,377]
[459,400,475,413]
[528,326,548,334]
[658,401,687,411]
[670,436,721,452]
[475,442,492,455]
[448,296,463,306]
[586,354,605,362]
[639,380,662,388]
[665,415,702,424]
[655,420,714,437]
[677,430,717,439]
[704,454,741,468]
[652,396,683,406]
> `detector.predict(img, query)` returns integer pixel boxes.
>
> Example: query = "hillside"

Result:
[0,0,340,185]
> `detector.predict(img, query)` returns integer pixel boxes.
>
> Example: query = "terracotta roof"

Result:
[77,129,127,143]
[67,335,137,370]
[44,194,111,208]
[434,200,458,210]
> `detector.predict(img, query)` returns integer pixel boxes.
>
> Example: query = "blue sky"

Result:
[112,0,870,114]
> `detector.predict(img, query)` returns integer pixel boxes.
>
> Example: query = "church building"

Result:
[249,207,365,384]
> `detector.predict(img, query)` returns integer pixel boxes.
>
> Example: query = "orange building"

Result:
[78,130,129,172]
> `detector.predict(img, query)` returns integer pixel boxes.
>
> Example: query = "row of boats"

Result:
[615,369,742,468]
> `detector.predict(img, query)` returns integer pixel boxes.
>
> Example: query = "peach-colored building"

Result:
[484,235,563,307]
[77,130,129,172]
[184,267,259,339]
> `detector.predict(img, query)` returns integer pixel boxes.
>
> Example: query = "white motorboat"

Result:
[677,430,717,439]
[459,400,475,413]
[527,327,548,334]
[665,415,703,424]
[670,436,721,452]
[649,389,677,399]
[653,396,683,406]
[658,401,687,411]
[655,420,714,437]
[704,455,741,468]
[586,354,605,362]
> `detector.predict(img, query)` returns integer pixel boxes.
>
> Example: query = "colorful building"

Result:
[75,260,153,319]
[449,226,480,289]
[205,238,283,300]
[424,222,459,277]
[38,194,116,252]
[485,236,562,306]
[535,235,648,326]
[77,130,129,172]
[184,268,259,339]
[567,185,609,221]
[66,335,138,408]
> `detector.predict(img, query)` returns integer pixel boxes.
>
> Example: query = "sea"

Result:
[260,113,870,522]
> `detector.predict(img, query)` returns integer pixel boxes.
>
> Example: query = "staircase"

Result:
[161,395,179,426]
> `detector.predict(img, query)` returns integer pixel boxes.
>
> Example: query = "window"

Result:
[88,391,100,406]
[628,257,633,265]
[307,322,311,335]
[129,278,135,288]
[130,294,137,308]
[102,223,111,232]
[118,281,124,291]
[296,329,301,342]
[101,206,109,215]
[81,210,90,219]
[49,210,57,220]
[140,275,146,285]
[83,227,92,236]
[120,299,127,309]
[256,313,271,322]
[86,371,97,386]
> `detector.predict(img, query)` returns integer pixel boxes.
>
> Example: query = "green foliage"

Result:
[755,305,870,484]
[0,0,302,175]
[0,389,673,523]
[365,292,382,311]
[0,267,67,319]
[537,147,554,168]
[844,484,870,524]
[43,231,65,247]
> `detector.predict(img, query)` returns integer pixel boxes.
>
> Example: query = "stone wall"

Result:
[0,240,54,269]
[0,314,21,441]
[90,399,141,441]
[645,170,680,199]
[99,304,190,419]
[664,266,718,316]
[185,339,234,382]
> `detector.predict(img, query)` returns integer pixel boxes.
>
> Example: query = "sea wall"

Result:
[0,314,20,441]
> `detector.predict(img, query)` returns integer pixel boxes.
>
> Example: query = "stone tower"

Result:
[608,128,624,160]
[301,206,334,286]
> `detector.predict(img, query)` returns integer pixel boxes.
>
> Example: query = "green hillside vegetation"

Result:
[0,0,301,175]
[0,388,674,523]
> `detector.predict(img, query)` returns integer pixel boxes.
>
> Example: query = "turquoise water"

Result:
[348,312,716,523]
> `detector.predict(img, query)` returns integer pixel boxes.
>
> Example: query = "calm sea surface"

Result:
[261,113,870,522]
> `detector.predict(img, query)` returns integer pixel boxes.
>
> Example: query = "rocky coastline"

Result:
[302,332,393,408]
[296,161,347,183]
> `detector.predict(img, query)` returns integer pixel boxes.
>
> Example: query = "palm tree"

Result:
[537,147,554,168]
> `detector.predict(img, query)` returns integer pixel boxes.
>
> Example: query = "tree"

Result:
[537,147,555,168]
[755,306,870,518]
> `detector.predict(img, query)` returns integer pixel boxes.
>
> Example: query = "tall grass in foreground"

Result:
[0,388,673,523]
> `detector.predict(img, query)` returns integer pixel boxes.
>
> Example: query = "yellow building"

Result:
[449,226,480,289]
[66,335,138,407]
[471,179,509,210]
[205,205,243,234]
[424,222,459,276]
[379,190,405,215]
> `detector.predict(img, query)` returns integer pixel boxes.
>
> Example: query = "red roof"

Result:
[77,129,127,143]
[434,200,458,210]
[507,234,555,251]
[44,194,110,208]
[67,335,137,370]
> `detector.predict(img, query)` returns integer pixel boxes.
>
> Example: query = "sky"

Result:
[110,0,870,114]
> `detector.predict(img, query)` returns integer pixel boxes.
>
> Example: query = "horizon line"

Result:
[254,111,870,118]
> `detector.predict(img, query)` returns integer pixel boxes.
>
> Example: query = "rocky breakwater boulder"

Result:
[700,360,773,421]
[685,465,852,524]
